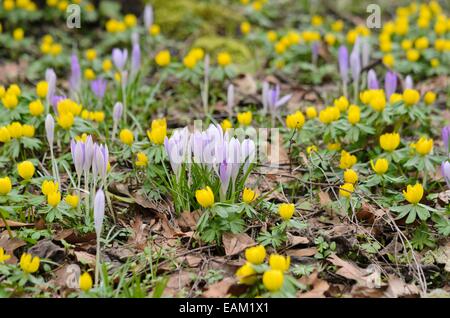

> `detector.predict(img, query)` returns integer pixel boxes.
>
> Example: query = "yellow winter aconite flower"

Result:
[237,111,252,126]
[22,125,35,137]
[41,180,58,195]
[120,129,134,145]
[102,59,112,72]
[57,112,74,130]
[332,20,344,32]
[13,28,24,41]
[217,52,232,67]
[7,122,23,138]
[124,14,137,28]
[423,91,436,105]
[17,161,35,180]
[147,118,167,145]
[221,119,232,131]
[236,262,256,285]
[245,245,266,265]
[390,93,403,104]
[29,100,44,116]
[414,137,433,155]
[334,96,349,112]
[339,150,357,169]
[47,191,61,207]
[266,30,277,42]
[263,269,284,291]
[84,68,96,80]
[135,152,149,167]
[371,159,389,175]
[85,48,97,61]
[65,194,79,208]
[305,106,317,119]
[242,188,257,204]
[35,81,48,99]
[7,84,21,96]
[0,127,11,143]
[319,106,340,124]
[369,90,386,112]
[402,89,420,106]
[0,247,11,263]
[278,203,295,220]
[327,143,341,151]
[57,98,82,116]
[406,49,420,62]
[269,254,290,271]
[155,50,171,67]
[20,253,40,273]
[79,272,93,291]
[148,24,160,36]
[324,33,336,46]
[240,21,251,34]
[344,169,358,184]
[347,105,360,124]
[2,93,19,109]
[0,177,12,195]
[379,132,400,152]
[403,183,423,204]
[195,186,214,208]
[339,183,354,198]
[285,111,305,129]
[382,54,394,67]
[183,54,197,69]
[306,145,318,154]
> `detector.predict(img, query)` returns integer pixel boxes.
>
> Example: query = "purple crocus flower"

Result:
[338,45,349,84]
[312,41,319,64]
[45,68,56,103]
[113,102,123,122]
[442,126,450,152]
[112,48,128,71]
[93,144,108,181]
[83,135,95,173]
[227,137,241,184]
[404,75,413,90]
[266,84,292,114]
[441,161,450,188]
[361,37,370,68]
[94,189,105,236]
[90,78,107,99]
[45,114,54,146]
[131,33,141,76]
[241,138,256,174]
[164,127,190,179]
[350,41,361,83]
[367,69,379,89]
[69,53,81,93]
[385,71,397,98]
[219,159,232,199]
[70,139,85,179]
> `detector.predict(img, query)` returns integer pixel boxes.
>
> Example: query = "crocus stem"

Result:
[121,71,127,124]
[343,81,348,98]
[95,233,101,287]
[111,121,117,142]
[353,80,359,104]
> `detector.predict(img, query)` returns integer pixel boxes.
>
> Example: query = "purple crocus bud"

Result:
[442,126,450,152]
[71,139,85,179]
[219,159,232,199]
[267,84,291,114]
[367,69,379,90]
[45,114,54,146]
[312,41,319,64]
[83,135,94,172]
[69,53,81,93]
[441,161,450,188]
[241,138,256,175]
[113,102,123,122]
[227,137,241,184]
[93,144,108,180]
[90,78,107,99]
[338,45,349,84]
[112,48,128,71]
[131,41,141,77]
[45,68,56,102]
[362,37,370,68]
[144,4,153,29]
[191,131,205,164]
[94,189,105,236]
[404,75,413,90]
[350,42,361,83]
[384,71,397,98]
[227,84,234,117]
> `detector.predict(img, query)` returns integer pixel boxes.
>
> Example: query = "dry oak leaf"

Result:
[74,251,96,267]
[384,275,419,298]
[222,233,255,256]
[202,277,235,298]
[287,247,317,258]
[297,271,329,298]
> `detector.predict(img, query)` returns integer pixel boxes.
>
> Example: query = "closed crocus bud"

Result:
[384,71,397,98]
[263,269,284,292]
[344,169,358,184]
[371,158,389,175]
[94,189,105,236]
[45,114,54,146]
[113,102,123,122]
[195,186,214,208]
[245,245,266,265]
[404,75,413,90]
[144,4,153,29]
[69,53,81,93]
[45,68,56,102]
[338,45,349,84]
[71,139,85,179]
[47,191,61,207]
[350,42,361,83]
[112,48,128,71]
[442,126,450,152]
[131,37,141,76]
[242,187,258,203]
[20,253,40,273]
[278,203,295,220]
[379,132,400,152]
[403,183,423,205]
[441,161,450,187]
[367,69,379,89]
[339,182,354,198]
[79,272,93,292]
[17,161,35,180]
[0,177,12,195]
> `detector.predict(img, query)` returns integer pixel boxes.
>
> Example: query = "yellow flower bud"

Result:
[262,269,284,291]
[57,112,74,130]
[47,191,61,207]
[334,96,349,111]
[135,152,149,167]
[148,24,160,36]
[17,161,35,180]
[221,119,233,131]
[29,99,44,116]
[278,203,295,220]
[347,105,360,124]
[237,111,252,126]
[147,118,167,145]
[403,183,423,204]
[0,177,12,195]
[339,150,357,169]
[65,194,79,208]
[285,111,305,129]
[2,93,19,109]
[370,158,389,175]
[379,132,400,152]
[0,127,11,143]
[235,262,256,285]
[305,106,317,119]
[339,183,354,198]
[119,129,134,146]
[414,137,433,155]
[245,245,266,265]
[102,59,112,72]
[423,91,436,105]
[195,186,215,208]
[344,169,358,184]
[20,253,40,273]
[269,254,290,271]
[79,272,93,291]
[240,21,251,34]
[217,52,232,67]
[155,50,171,67]
[402,89,420,106]
[242,188,258,204]
[22,125,35,137]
